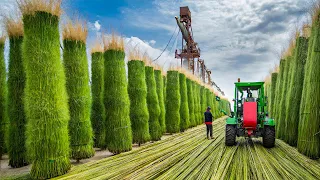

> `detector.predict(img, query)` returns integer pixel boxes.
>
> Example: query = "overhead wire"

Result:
[152,25,178,62]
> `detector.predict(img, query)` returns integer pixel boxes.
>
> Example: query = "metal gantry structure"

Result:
[174,6,225,96]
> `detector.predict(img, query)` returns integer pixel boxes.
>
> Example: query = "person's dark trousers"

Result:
[206,124,213,138]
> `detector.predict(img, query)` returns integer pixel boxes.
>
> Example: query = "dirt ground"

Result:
[0,133,174,179]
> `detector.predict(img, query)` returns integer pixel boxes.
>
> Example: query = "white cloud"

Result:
[122,0,312,101]
[149,40,156,45]
[94,21,101,31]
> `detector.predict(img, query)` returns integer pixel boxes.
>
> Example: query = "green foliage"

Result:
[145,66,162,140]
[91,52,106,148]
[186,78,195,127]
[165,71,180,133]
[155,70,166,133]
[127,60,150,144]
[200,86,207,119]
[278,56,293,140]
[163,75,166,104]
[63,40,94,160]
[298,19,320,158]
[179,73,189,131]
[195,83,201,125]
[0,40,7,158]
[104,49,132,153]
[285,37,308,146]
[274,59,286,138]
[269,73,278,118]
[22,12,71,178]
[7,36,28,167]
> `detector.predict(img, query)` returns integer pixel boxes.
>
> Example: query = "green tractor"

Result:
[225,80,275,148]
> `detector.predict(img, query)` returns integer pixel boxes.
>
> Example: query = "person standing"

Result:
[204,106,214,139]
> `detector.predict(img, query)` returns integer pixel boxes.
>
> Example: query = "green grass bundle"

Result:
[274,59,286,138]
[145,66,162,140]
[298,13,320,158]
[186,78,195,127]
[179,73,190,131]
[278,56,292,140]
[63,22,94,160]
[0,36,7,159]
[154,69,166,133]
[206,89,212,112]
[193,82,199,125]
[6,19,28,167]
[163,75,167,104]
[269,73,278,118]
[196,83,202,124]
[103,36,132,153]
[165,70,180,133]
[200,86,207,118]
[127,60,150,144]
[91,49,106,148]
[20,1,71,178]
[285,37,308,146]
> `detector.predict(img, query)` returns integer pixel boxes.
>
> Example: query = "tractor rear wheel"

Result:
[263,126,275,148]
[225,125,236,146]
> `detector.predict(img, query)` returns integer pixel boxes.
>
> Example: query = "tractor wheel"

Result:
[263,126,275,148]
[225,125,236,146]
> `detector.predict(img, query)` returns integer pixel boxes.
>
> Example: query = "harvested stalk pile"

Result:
[0,35,6,158]
[165,70,180,133]
[63,20,94,161]
[5,18,28,168]
[179,72,189,131]
[154,69,166,133]
[274,59,286,138]
[52,116,320,180]
[91,42,106,149]
[285,36,308,146]
[145,65,162,141]
[186,78,195,127]
[127,57,150,145]
[298,7,320,158]
[20,0,71,178]
[103,35,132,153]
[270,72,278,118]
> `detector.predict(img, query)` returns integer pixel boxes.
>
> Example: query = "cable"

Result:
[153,25,178,62]
[163,29,180,66]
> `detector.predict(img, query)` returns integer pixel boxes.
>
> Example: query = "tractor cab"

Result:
[225,79,275,148]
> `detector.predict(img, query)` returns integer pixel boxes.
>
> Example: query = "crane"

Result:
[175,6,225,96]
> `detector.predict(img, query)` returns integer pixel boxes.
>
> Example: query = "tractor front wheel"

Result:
[263,126,275,148]
[225,125,236,146]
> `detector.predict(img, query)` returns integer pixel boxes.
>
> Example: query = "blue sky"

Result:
[0,0,314,100]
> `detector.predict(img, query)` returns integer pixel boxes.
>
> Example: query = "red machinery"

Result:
[243,102,257,136]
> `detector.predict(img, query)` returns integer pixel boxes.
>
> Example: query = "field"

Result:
[2,116,320,179]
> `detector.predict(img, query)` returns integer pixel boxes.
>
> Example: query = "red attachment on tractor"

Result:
[243,102,257,132]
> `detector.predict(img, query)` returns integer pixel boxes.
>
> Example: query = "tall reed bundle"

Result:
[63,20,94,160]
[154,68,166,133]
[91,42,106,148]
[19,0,71,178]
[127,53,150,144]
[165,70,180,133]
[285,36,308,146]
[179,72,190,131]
[103,34,132,153]
[274,59,286,138]
[0,36,7,159]
[298,4,320,158]
[145,65,162,141]
[270,73,278,118]
[5,17,28,167]
[278,55,293,140]
[186,78,195,127]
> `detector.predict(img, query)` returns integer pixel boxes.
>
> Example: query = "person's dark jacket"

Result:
[204,111,213,124]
